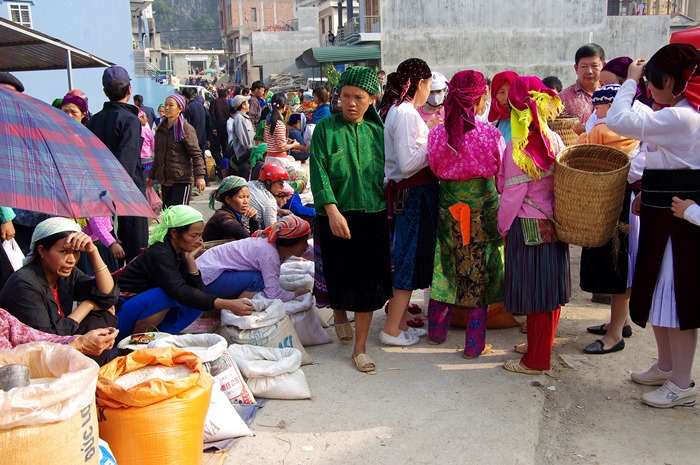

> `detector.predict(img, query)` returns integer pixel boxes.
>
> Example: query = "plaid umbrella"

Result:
[0,86,155,218]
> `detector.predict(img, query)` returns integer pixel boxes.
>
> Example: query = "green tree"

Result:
[153,0,174,30]
[325,64,341,88]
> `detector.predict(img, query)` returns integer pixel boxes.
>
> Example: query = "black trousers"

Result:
[161,183,192,208]
[117,215,148,263]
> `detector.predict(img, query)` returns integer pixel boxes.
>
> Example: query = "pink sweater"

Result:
[0,308,76,349]
[82,217,115,247]
[496,134,565,235]
[428,122,505,180]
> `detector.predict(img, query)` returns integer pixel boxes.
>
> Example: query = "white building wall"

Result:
[381,0,670,85]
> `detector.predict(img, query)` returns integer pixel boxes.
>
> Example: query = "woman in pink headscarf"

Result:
[488,71,518,144]
[497,76,571,375]
[427,70,506,358]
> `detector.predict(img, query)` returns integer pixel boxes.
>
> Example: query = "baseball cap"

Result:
[102,66,131,91]
[232,94,251,108]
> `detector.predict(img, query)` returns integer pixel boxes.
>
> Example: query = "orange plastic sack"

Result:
[95,347,212,465]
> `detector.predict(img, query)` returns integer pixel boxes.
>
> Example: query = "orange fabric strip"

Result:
[448,202,471,246]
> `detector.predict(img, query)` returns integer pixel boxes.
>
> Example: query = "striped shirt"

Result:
[263,120,287,153]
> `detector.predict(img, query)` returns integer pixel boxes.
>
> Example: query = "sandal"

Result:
[334,322,353,344]
[503,359,543,375]
[352,353,376,372]
[406,316,425,328]
[407,303,422,315]
[514,342,528,354]
[463,343,492,359]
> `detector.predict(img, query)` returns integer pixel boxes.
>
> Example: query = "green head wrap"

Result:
[250,143,268,168]
[337,66,380,96]
[52,98,64,108]
[266,91,274,102]
[209,175,248,209]
[148,205,204,246]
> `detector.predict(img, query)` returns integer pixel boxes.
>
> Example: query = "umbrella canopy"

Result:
[0,86,156,218]
[671,27,700,49]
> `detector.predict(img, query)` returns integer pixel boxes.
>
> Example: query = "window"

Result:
[329,15,332,32]
[8,3,31,27]
[321,18,325,33]
[251,7,257,22]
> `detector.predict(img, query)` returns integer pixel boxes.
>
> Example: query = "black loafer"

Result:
[583,339,625,354]
[586,324,633,338]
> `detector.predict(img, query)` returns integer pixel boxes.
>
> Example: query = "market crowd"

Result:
[0,39,698,410]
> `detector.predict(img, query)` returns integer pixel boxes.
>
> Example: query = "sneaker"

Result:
[631,363,673,386]
[379,330,419,347]
[641,380,697,408]
[407,327,427,338]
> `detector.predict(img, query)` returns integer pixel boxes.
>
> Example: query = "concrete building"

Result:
[162,49,224,78]
[381,0,670,86]
[298,0,359,45]
[1,0,171,107]
[218,0,297,85]
[250,6,319,82]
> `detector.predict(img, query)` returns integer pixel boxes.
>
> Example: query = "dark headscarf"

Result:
[488,70,518,122]
[444,70,487,151]
[508,76,563,178]
[647,43,700,112]
[377,58,432,121]
[59,94,89,126]
[602,57,648,106]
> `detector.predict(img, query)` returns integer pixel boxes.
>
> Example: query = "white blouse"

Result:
[607,79,700,170]
[384,101,430,182]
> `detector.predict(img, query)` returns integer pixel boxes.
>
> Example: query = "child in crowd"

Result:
[287,113,310,162]
[301,91,316,120]
[139,110,154,160]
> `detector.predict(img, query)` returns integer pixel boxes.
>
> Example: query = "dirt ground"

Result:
[191,183,700,465]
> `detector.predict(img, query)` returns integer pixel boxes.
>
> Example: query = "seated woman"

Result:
[279,182,316,225]
[0,308,117,356]
[0,217,119,364]
[197,215,313,301]
[248,162,291,229]
[116,205,254,340]
[287,113,310,162]
[204,175,260,242]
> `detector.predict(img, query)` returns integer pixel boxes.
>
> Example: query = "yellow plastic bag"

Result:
[96,347,212,465]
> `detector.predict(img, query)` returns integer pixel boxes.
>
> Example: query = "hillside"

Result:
[153,0,221,50]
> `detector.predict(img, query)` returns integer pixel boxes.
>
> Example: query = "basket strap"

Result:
[523,197,566,231]
[503,166,554,187]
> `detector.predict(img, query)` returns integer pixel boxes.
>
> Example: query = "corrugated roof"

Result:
[0,17,113,72]
[296,44,381,68]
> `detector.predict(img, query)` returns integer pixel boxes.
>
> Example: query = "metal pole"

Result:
[66,50,73,90]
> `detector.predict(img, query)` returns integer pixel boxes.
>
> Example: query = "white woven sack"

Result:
[227,345,310,400]
[203,378,253,442]
[279,273,313,292]
[148,333,227,362]
[220,298,285,329]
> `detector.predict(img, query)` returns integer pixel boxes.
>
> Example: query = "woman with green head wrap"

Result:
[116,205,254,340]
[310,66,392,372]
[203,175,259,241]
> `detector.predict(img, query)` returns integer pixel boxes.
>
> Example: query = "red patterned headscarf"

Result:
[378,58,432,121]
[488,70,518,123]
[647,43,700,112]
[508,76,563,178]
[253,215,311,243]
[443,70,487,151]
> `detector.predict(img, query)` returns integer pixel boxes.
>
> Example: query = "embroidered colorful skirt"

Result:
[431,178,504,307]
[504,217,571,314]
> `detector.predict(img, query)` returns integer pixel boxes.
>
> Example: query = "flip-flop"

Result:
[503,359,543,375]
[352,353,376,372]
[334,322,353,344]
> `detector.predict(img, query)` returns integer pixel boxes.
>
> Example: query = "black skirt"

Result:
[317,211,393,313]
[579,189,634,294]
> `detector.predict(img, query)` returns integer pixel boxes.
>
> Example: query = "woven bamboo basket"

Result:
[205,155,216,181]
[553,144,630,247]
[549,117,579,146]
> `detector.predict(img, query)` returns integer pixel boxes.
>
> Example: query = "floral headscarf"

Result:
[377,58,432,121]
[252,215,311,243]
[209,175,248,209]
[443,70,487,151]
